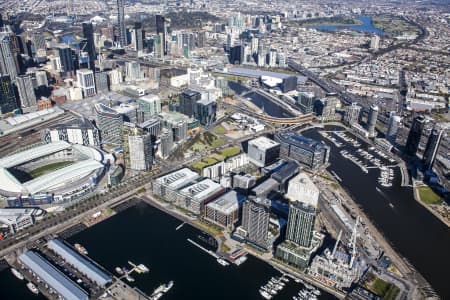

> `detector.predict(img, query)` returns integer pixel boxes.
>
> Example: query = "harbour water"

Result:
[0,201,337,300]
[303,127,450,298]
[311,16,384,35]
[227,81,293,118]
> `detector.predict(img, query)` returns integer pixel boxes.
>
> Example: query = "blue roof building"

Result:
[18,251,89,300]
[47,239,112,287]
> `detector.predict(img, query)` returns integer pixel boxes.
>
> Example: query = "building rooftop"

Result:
[47,239,112,287]
[19,251,89,300]
[286,172,319,207]
[155,168,199,190]
[252,178,279,196]
[276,131,328,152]
[179,178,223,200]
[249,136,280,150]
[206,190,246,215]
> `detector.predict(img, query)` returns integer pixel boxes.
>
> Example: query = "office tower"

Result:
[138,95,161,121]
[76,69,96,98]
[132,22,144,52]
[16,74,36,108]
[94,103,124,145]
[248,136,281,167]
[268,49,277,67]
[277,52,286,68]
[298,92,315,114]
[405,115,427,156]
[116,0,126,47]
[241,196,271,249]
[125,61,141,81]
[0,34,18,81]
[344,102,361,125]
[43,118,100,147]
[276,172,322,269]
[285,173,318,247]
[94,71,110,93]
[194,99,217,126]
[366,104,379,137]
[251,37,259,54]
[370,35,380,50]
[82,22,96,69]
[35,70,48,87]
[159,128,174,158]
[229,45,244,65]
[156,15,167,55]
[32,32,46,53]
[275,131,330,169]
[422,125,445,171]
[0,74,18,114]
[386,113,401,143]
[58,46,76,77]
[179,89,201,117]
[153,34,163,59]
[281,76,297,93]
[126,128,152,171]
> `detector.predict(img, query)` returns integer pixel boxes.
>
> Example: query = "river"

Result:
[0,201,337,300]
[302,126,450,298]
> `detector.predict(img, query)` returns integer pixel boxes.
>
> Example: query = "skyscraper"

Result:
[241,196,271,250]
[366,104,379,137]
[94,103,124,145]
[82,22,96,70]
[156,15,167,55]
[16,74,37,108]
[275,172,322,269]
[58,45,77,77]
[0,74,19,114]
[344,102,361,125]
[386,113,402,143]
[422,125,445,171]
[132,22,144,52]
[0,34,19,81]
[117,0,126,47]
[405,115,427,156]
[76,69,96,98]
[125,127,153,171]
[179,89,201,117]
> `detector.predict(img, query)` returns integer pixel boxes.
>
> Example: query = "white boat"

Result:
[126,275,135,282]
[11,268,24,280]
[281,277,289,283]
[217,258,229,266]
[115,267,124,275]
[74,243,88,255]
[313,289,321,296]
[152,284,165,296]
[259,289,272,299]
[136,264,149,273]
[27,282,39,295]
[152,292,164,300]
[162,281,174,293]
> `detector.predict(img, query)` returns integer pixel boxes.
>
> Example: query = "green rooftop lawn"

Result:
[418,186,443,205]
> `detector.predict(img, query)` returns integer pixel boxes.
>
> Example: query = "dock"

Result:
[187,238,219,259]
[175,222,185,231]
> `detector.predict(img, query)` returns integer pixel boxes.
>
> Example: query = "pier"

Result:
[187,238,219,259]
[175,222,185,231]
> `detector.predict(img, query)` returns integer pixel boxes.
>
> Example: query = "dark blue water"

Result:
[303,127,450,298]
[311,16,384,35]
[227,81,293,118]
[0,202,337,299]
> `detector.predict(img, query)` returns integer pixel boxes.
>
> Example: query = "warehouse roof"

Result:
[47,239,112,287]
[19,251,89,300]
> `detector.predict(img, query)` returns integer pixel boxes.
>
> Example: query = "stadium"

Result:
[0,141,106,205]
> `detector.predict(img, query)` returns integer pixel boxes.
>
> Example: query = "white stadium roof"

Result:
[0,142,104,195]
[0,141,71,169]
